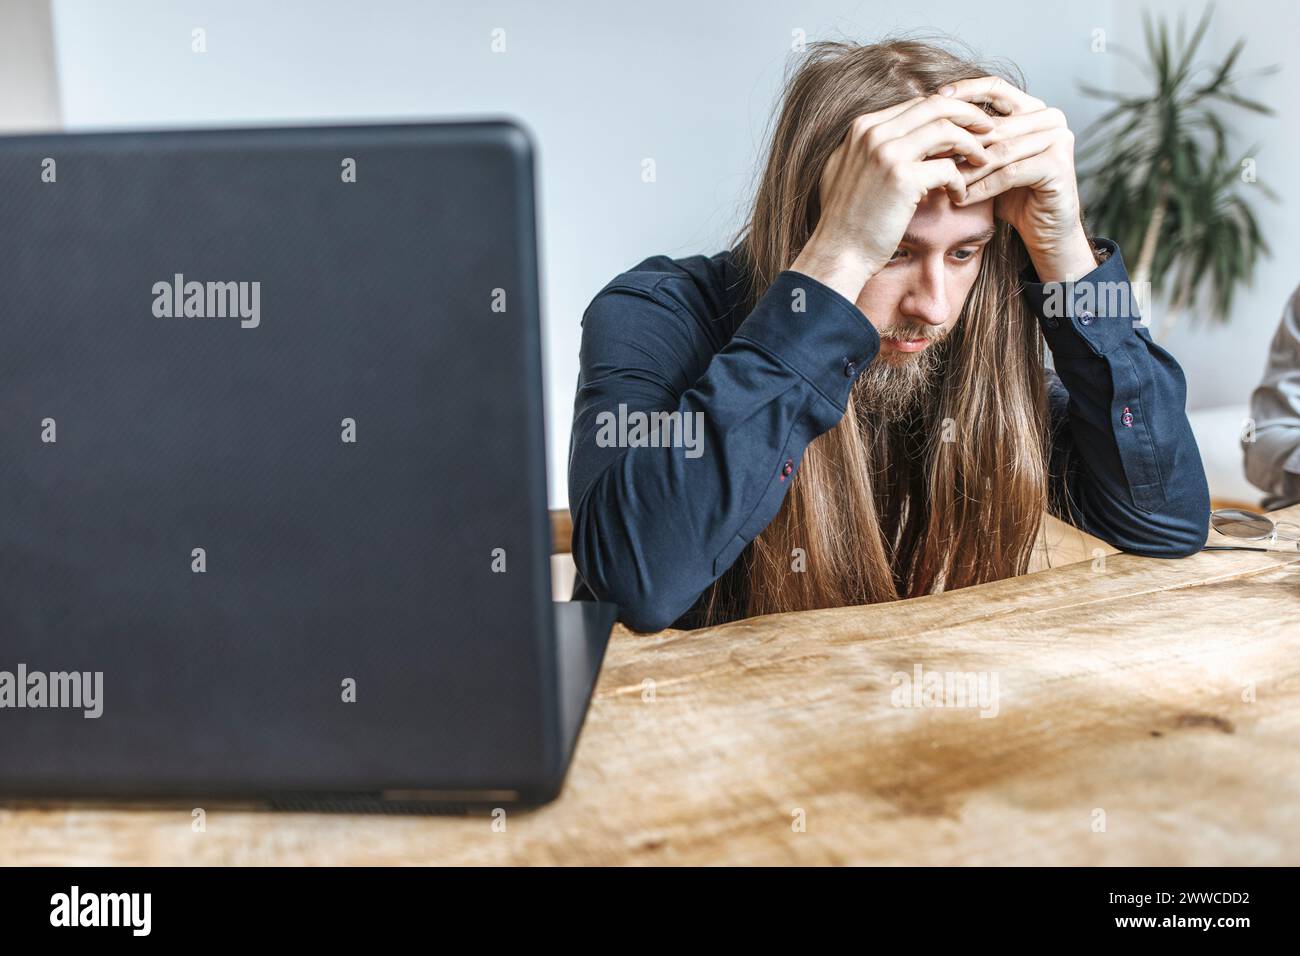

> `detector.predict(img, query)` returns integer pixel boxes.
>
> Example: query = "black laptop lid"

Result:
[0,122,558,797]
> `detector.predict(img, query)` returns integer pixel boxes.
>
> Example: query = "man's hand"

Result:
[790,93,996,304]
[945,76,1097,283]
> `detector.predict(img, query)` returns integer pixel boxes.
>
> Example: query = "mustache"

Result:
[881,328,944,343]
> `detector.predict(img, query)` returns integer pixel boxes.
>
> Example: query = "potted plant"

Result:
[1076,3,1277,341]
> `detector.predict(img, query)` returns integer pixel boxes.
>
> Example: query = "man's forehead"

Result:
[902,191,995,248]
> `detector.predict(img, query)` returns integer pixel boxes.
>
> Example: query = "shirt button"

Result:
[781,458,794,480]
[843,359,857,377]
[1078,310,1095,326]
[1121,406,1134,427]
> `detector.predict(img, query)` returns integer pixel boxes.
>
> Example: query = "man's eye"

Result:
[952,248,979,262]
[888,249,906,262]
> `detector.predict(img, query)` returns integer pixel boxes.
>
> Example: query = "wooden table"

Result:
[3,505,1298,865]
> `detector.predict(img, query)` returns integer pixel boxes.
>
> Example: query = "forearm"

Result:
[1243,286,1300,507]
[1025,223,1099,284]
[569,272,879,631]
[1026,238,1211,555]
[1244,426,1300,506]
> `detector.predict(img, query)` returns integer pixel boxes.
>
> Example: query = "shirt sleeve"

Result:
[1021,237,1211,557]
[567,270,880,632]
[1243,283,1300,510]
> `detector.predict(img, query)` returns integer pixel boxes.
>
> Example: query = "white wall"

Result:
[48,0,1148,505]
[1111,0,1298,417]
[0,0,60,130]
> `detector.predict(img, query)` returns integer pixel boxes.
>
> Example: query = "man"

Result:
[567,39,1210,632]
[1244,283,1300,510]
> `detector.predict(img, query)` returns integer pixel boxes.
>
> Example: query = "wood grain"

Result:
[2,505,1297,866]
[550,509,571,554]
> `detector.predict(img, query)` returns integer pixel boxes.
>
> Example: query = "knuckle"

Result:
[883,158,910,185]
[874,140,901,166]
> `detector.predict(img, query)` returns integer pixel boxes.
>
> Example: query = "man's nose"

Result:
[898,259,950,329]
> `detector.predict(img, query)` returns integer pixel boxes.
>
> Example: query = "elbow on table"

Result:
[1120,524,1208,559]
[578,568,686,633]
[1112,501,1210,559]
[1076,479,1209,559]
[569,529,692,634]
[614,596,682,634]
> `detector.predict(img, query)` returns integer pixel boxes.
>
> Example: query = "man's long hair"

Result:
[701,38,1054,626]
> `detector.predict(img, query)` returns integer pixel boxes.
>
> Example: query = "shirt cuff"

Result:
[1019,237,1143,358]
[732,269,881,410]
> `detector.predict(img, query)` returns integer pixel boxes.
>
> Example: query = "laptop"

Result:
[0,120,615,812]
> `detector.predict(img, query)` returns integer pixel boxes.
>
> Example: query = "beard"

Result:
[853,326,952,424]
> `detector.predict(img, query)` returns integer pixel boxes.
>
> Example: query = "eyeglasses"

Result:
[1203,508,1300,552]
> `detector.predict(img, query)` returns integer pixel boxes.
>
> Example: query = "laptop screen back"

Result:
[0,122,556,797]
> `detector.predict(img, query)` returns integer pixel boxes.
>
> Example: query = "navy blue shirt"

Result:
[567,238,1211,632]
